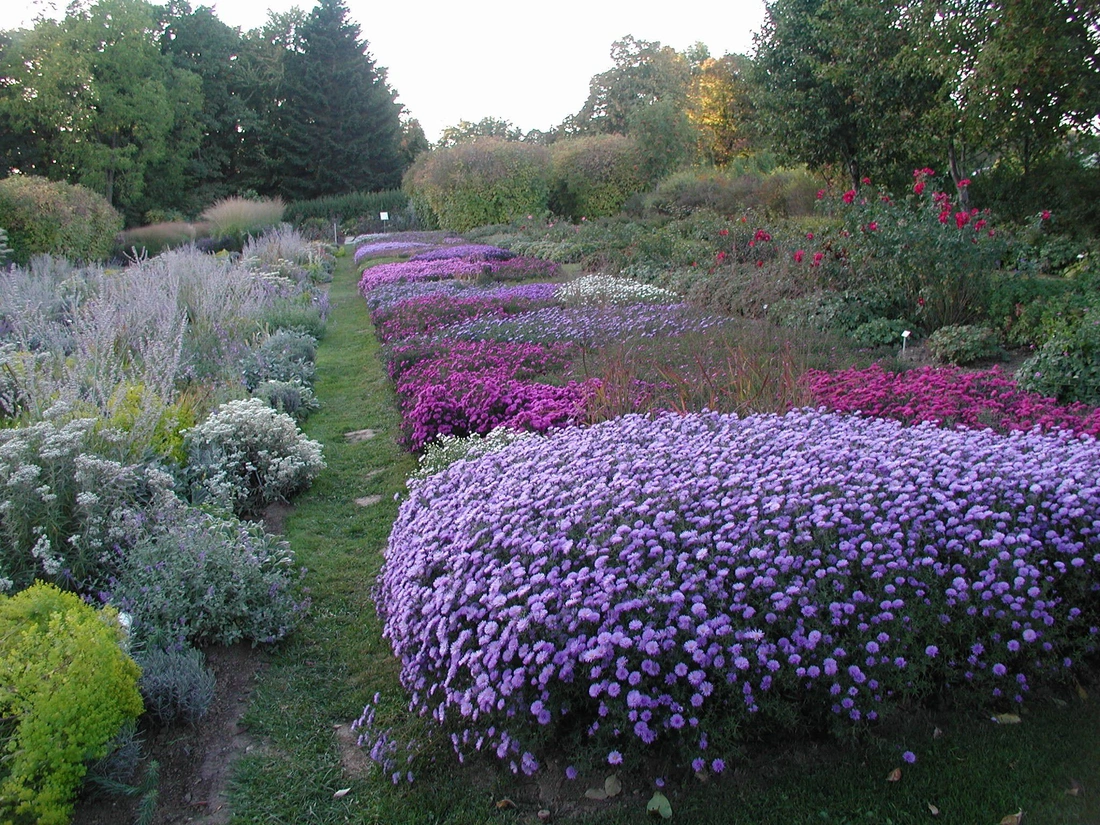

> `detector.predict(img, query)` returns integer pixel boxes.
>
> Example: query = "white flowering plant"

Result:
[0,417,179,592]
[184,398,324,516]
[556,274,678,306]
[411,427,532,481]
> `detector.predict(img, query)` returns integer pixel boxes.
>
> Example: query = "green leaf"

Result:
[647,791,673,819]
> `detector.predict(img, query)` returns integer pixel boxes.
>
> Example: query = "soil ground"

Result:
[71,504,288,825]
[72,644,265,825]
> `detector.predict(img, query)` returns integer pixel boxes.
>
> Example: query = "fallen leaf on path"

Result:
[927,802,940,816]
[584,788,608,801]
[932,726,943,739]
[886,767,902,782]
[647,791,673,819]
[605,774,622,798]
[496,798,517,809]
[992,713,1022,724]
[1066,778,1083,797]
[1075,680,1088,701]
[332,788,351,799]
[999,808,1023,825]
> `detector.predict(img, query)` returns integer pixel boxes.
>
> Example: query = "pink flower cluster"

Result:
[359,256,592,448]
[389,338,593,449]
[804,365,1100,436]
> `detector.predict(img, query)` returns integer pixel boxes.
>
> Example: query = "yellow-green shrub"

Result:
[99,383,202,464]
[0,583,143,825]
[0,176,123,264]
[548,135,647,221]
[403,139,552,232]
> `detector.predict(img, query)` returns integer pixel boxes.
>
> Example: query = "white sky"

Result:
[1,0,768,142]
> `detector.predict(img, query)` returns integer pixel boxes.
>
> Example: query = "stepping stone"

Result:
[344,428,377,443]
[355,495,383,507]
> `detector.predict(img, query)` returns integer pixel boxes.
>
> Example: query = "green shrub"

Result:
[403,139,551,232]
[1015,307,1100,405]
[645,166,819,219]
[110,508,308,647]
[548,135,647,220]
[117,221,202,256]
[284,189,408,229]
[987,272,1078,346]
[136,646,216,727]
[184,397,324,515]
[239,329,318,391]
[926,324,1002,365]
[0,227,13,265]
[259,300,328,339]
[815,182,1010,331]
[0,176,123,264]
[851,317,917,348]
[251,379,320,422]
[0,582,143,825]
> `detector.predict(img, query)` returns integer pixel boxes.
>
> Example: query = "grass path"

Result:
[228,254,492,823]
[227,254,1100,825]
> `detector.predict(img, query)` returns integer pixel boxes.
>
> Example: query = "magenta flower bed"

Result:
[805,365,1100,436]
[376,408,1100,774]
[389,340,575,383]
[358,258,490,292]
[399,371,597,450]
[392,340,589,449]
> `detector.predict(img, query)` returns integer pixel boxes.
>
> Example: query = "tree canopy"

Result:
[0,0,411,222]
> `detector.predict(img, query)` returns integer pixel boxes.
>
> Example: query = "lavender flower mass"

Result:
[374,409,1100,771]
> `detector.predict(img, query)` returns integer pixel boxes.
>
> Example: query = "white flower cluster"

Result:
[556,274,678,306]
[186,398,325,514]
[0,417,179,588]
[411,426,532,482]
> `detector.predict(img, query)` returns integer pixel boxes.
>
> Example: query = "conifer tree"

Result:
[270,0,403,199]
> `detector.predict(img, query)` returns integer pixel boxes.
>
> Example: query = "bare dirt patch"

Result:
[72,644,266,825]
[344,428,378,443]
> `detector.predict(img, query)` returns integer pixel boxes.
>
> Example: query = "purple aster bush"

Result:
[358,259,489,293]
[353,241,432,262]
[447,304,731,347]
[409,244,516,262]
[374,409,1100,773]
[359,256,558,294]
[371,292,559,345]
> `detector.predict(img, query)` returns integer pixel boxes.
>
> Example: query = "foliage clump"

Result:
[1015,307,1100,406]
[198,196,285,249]
[403,139,552,232]
[110,507,308,647]
[184,397,324,515]
[0,417,178,593]
[549,135,647,220]
[136,647,216,727]
[0,582,143,825]
[926,324,1001,365]
[0,176,122,264]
